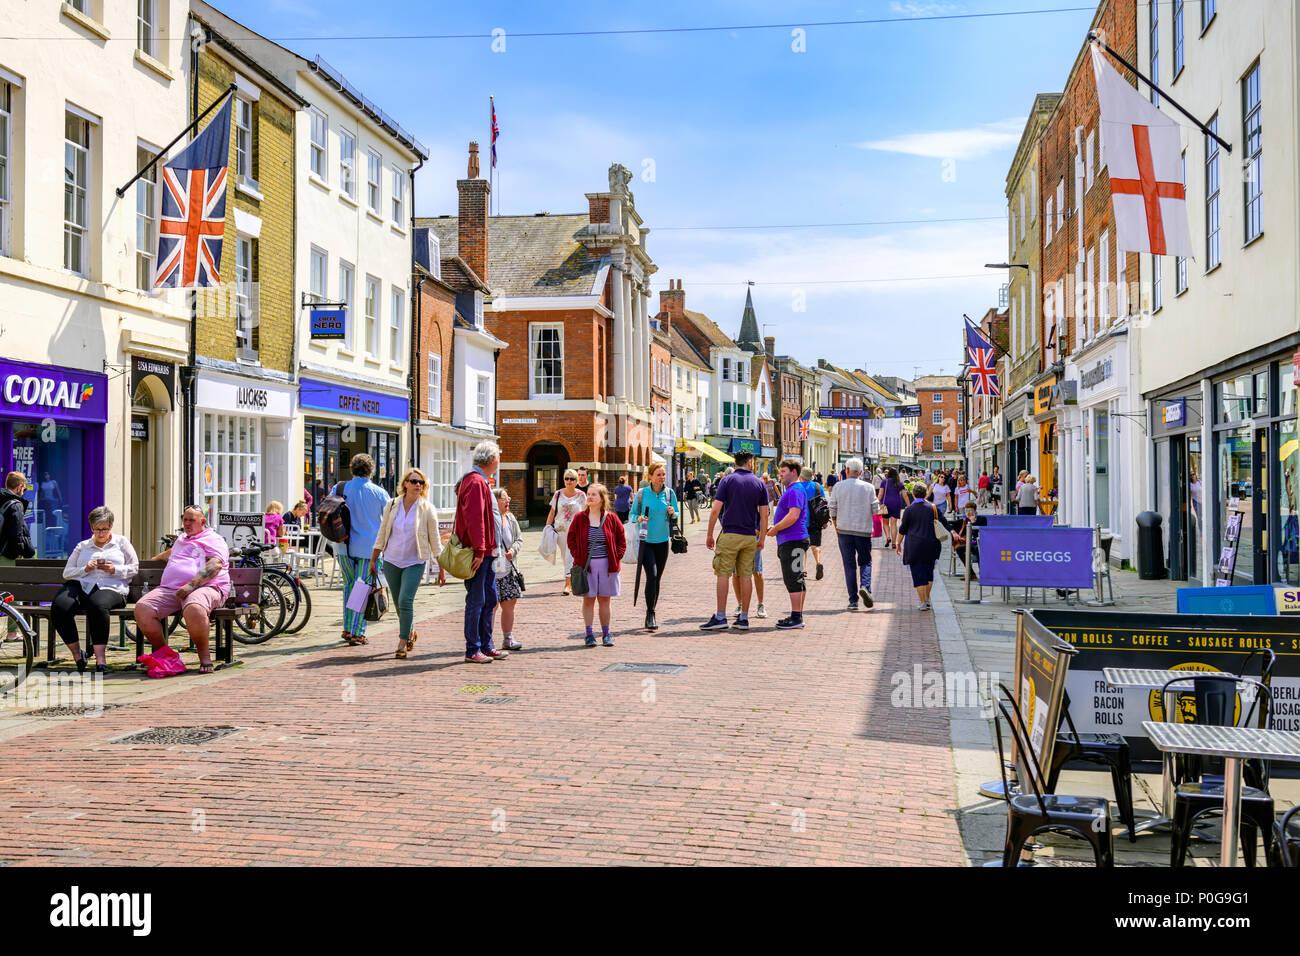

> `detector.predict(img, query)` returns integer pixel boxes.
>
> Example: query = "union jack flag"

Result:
[154,96,233,290]
[965,319,1000,397]
[490,97,499,169]
[797,408,811,441]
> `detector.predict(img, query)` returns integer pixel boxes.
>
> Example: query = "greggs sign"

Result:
[0,359,107,424]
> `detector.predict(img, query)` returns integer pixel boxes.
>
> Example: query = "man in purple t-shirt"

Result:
[766,460,810,629]
[701,450,769,631]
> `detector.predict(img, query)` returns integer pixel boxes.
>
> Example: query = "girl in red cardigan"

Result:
[566,484,627,646]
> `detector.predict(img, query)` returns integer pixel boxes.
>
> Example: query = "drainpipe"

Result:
[408,155,424,470]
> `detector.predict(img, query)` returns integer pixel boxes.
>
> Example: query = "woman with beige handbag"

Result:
[368,468,443,659]
[545,468,588,595]
[896,482,945,611]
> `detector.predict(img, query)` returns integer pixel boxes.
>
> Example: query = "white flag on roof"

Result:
[1091,44,1193,257]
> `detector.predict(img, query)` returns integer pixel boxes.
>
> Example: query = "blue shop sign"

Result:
[727,437,760,455]
[299,377,407,422]
[310,308,347,340]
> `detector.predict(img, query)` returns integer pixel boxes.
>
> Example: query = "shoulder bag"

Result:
[363,570,390,622]
[670,503,689,554]
[930,503,950,542]
[570,522,592,596]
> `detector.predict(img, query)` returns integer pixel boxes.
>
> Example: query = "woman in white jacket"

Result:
[368,468,443,659]
[53,506,139,673]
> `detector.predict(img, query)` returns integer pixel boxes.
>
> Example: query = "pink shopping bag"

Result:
[872,514,884,538]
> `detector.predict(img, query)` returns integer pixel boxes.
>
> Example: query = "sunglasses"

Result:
[565,477,576,482]
[405,478,425,485]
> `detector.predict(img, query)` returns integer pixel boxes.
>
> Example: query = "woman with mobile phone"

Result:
[51,507,140,673]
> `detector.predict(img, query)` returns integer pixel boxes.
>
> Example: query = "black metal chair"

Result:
[1269,805,1300,868]
[1164,676,1276,867]
[1046,692,1136,842]
[993,688,1114,867]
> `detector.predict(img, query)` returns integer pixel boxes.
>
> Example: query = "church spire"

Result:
[737,284,762,354]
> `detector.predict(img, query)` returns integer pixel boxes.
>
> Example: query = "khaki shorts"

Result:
[713,532,757,578]
[134,585,226,620]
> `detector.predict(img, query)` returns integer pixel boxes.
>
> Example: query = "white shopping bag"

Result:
[345,578,373,615]
[538,524,558,563]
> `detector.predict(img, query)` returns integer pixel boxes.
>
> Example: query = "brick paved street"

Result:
[0,525,966,866]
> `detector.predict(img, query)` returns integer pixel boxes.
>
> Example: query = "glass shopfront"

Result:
[0,359,107,559]
[304,422,401,504]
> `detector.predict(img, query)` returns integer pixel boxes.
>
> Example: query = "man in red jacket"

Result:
[455,441,504,663]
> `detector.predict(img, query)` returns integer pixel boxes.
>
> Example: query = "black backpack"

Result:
[808,488,831,530]
[316,482,351,544]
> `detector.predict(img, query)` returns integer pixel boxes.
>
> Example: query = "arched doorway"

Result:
[131,374,169,554]
[526,442,570,521]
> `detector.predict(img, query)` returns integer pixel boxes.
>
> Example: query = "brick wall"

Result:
[194,52,295,374]
[415,276,456,422]
[458,179,490,283]
[1039,0,1139,363]
[918,388,962,452]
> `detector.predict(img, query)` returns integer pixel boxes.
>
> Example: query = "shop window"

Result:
[1216,425,1253,582]
[1217,373,1253,425]
[12,422,83,559]
[202,412,262,538]
[367,430,399,495]
[1280,417,1299,585]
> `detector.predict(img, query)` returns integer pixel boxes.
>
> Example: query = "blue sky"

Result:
[221,0,1098,378]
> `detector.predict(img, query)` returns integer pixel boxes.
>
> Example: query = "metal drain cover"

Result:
[478,697,515,704]
[111,726,241,746]
[25,704,120,718]
[602,663,687,675]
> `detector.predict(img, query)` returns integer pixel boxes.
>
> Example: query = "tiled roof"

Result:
[669,328,711,369]
[681,310,736,350]
[852,371,899,403]
[415,213,606,298]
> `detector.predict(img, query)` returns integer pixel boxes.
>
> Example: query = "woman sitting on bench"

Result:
[53,507,140,674]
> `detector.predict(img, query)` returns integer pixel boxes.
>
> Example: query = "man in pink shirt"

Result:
[133,505,231,673]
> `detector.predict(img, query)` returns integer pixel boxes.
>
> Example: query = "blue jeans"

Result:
[382,561,424,643]
[838,533,873,603]
[464,558,498,656]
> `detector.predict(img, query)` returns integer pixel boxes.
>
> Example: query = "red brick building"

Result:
[914,375,962,468]
[650,321,673,474]
[418,163,657,520]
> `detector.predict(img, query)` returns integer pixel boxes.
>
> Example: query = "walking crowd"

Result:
[0,442,1032,673]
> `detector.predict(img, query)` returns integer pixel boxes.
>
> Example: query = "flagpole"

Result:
[489,94,496,216]
[116,83,236,197]
[1087,32,1232,154]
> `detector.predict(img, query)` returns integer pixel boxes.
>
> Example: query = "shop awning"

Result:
[687,440,733,464]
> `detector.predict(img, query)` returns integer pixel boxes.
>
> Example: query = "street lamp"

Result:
[984,263,1030,271]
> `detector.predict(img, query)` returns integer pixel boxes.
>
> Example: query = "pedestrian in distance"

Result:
[929,473,952,519]
[52,506,139,673]
[369,468,443,660]
[977,470,990,507]
[456,441,507,663]
[0,471,35,566]
[990,466,1003,510]
[951,500,985,572]
[333,454,391,647]
[545,468,588,596]
[700,450,769,631]
[282,500,310,529]
[796,467,827,581]
[263,500,285,546]
[878,467,909,549]
[632,463,678,631]
[493,487,524,651]
[566,483,627,646]
[897,482,943,611]
[133,505,229,673]
[1017,474,1042,515]
[955,474,972,511]
[829,457,875,611]
[575,467,590,495]
[766,460,810,629]
[684,470,703,523]
[613,474,634,526]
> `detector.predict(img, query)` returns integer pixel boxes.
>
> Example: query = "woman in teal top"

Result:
[632,463,678,632]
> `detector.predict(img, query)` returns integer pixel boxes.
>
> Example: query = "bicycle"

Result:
[229,543,311,642]
[0,591,36,692]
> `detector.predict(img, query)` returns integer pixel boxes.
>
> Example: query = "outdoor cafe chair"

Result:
[1163,676,1276,867]
[993,686,1115,867]
[1046,691,1137,842]
[1270,804,1300,868]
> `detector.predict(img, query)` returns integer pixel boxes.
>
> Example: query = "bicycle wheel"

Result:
[283,576,312,634]
[0,601,36,693]
[233,580,287,644]
[260,567,301,633]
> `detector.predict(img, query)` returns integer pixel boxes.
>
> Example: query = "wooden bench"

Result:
[0,563,261,668]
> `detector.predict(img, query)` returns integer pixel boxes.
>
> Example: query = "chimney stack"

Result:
[764,336,775,360]
[588,195,610,224]
[660,279,685,325]
[457,141,491,283]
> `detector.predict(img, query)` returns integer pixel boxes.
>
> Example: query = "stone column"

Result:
[640,287,652,408]
[631,280,644,407]
[622,272,635,404]
[612,263,627,400]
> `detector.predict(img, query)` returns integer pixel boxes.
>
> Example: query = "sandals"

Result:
[395,642,408,660]
[342,631,369,646]
[198,662,215,674]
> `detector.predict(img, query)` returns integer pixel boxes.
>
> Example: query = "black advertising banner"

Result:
[1013,611,1077,787]
[131,356,176,409]
[1030,609,1300,763]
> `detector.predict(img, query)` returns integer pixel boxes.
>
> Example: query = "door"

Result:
[130,422,157,556]
[1187,435,1202,583]
[1168,436,1186,580]
[1251,427,1268,584]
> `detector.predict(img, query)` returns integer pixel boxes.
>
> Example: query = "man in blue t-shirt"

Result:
[766,460,809,629]
[794,467,826,582]
[701,451,769,631]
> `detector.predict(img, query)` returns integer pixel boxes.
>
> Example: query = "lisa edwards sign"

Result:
[978,526,1095,589]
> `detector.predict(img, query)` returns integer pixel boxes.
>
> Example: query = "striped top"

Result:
[587,523,608,559]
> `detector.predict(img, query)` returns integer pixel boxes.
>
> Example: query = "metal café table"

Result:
[1143,721,1300,867]
[1100,667,1235,835]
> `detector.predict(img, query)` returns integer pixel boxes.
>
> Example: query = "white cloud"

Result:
[858,118,1026,160]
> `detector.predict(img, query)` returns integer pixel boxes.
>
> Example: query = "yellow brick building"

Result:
[189,22,307,542]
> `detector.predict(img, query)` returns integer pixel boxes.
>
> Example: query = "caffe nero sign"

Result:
[1081,357,1112,391]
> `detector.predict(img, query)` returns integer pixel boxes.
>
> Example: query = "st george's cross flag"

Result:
[1090,44,1192,257]
[153,95,233,289]
[965,319,999,396]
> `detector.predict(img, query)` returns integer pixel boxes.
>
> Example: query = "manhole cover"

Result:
[478,697,515,704]
[111,726,241,746]
[25,704,120,718]
[602,663,687,675]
